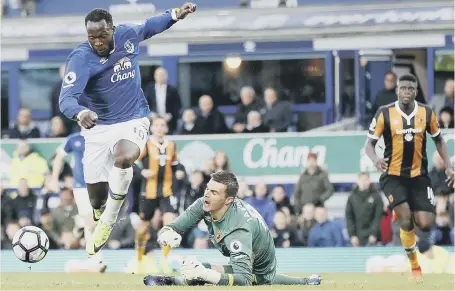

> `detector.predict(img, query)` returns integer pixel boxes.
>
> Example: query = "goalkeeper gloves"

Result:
[180,257,221,284]
[157,226,182,248]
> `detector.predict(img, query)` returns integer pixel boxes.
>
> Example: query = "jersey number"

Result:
[243,203,268,231]
[427,187,435,206]
[134,127,146,141]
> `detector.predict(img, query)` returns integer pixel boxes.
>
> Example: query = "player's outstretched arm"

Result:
[134,2,196,41]
[59,54,90,121]
[163,197,205,234]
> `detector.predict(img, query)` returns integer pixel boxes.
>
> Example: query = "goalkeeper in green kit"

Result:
[143,171,322,286]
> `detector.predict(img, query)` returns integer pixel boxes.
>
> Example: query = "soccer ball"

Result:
[12,226,49,263]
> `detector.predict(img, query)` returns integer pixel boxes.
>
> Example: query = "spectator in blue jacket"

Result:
[245,182,276,228]
[308,206,344,247]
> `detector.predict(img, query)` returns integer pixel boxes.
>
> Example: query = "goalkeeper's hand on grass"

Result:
[180,257,221,284]
[157,226,182,248]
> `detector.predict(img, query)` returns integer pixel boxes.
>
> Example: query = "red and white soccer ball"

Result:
[12,226,49,263]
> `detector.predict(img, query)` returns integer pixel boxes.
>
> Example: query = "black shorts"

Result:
[139,196,178,221]
[379,174,435,213]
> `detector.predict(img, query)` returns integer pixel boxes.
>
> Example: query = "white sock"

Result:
[100,166,133,225]
[73,188,93,216]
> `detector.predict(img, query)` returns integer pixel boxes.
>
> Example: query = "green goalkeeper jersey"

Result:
[167,198,277,286]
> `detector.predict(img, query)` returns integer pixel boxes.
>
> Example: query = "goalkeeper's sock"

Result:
[400,228,420,269]
[273,274,311,285]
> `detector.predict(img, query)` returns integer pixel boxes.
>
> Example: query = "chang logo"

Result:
[111,57,135,83]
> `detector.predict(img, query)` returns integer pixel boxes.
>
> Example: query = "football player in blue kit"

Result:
[59,3,196,255]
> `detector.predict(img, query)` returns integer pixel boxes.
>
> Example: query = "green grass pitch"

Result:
[1,273,454,290]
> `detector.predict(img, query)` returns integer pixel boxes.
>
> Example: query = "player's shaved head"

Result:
[85,9,113,27]
[210,171,239,198]
[396,74,418,107]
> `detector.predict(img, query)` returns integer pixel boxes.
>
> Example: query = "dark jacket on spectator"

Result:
[8,124,40,139]
[179,184,205,214]
[295,218,316,246]
[175,123,204,135]
[7,190,37,223]
[307,221,344,247]
[195,109,229,134]
[429,167,453,196]
[271,227,298,248]
[243,124,269,134]
[345,184,383,246]
[145,83,182,132]
[371,89,397,115]
[234,99,264,124]
[293,167,334,214]
[273,196,294,214]
[108,215,135,248]
[261,101,292,132]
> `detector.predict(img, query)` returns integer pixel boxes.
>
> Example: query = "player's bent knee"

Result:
[113,155,136,168]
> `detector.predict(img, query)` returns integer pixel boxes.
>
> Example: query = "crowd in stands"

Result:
[1,137,453,251]
[367,73,454,128]
[1,67,454,253]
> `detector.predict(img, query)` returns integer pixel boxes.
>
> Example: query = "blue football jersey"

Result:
[62,133,86,188]
[59,11,177,125]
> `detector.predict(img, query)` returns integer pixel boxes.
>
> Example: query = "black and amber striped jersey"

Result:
[140,138,178,199]
[368,101,441,178]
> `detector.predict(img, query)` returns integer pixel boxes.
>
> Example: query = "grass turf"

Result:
[1,273,454,290]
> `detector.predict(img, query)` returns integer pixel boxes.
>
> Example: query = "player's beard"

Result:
[96,40,115,57]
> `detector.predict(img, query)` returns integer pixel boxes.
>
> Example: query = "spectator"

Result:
[2,222,20,249]
[51,188,78,240]
[237,179,253,200]
[431,198,453,245]
[202,157,216,184]
[371,72,397,115]
[8,108,41,139]
[345,172,384,247]
[295,203,316,246]
[47,116,68,138]
[307,206,344,247]
[232,86,264,133]
[179,170,205,213]
[175,108,203,135]
[195,95,229,134]
[1,186,13,226]
[293,152,334,214]
[49,154,73,186]
[271,211,297,248]
[107,214,135,249]
[439,107,454,129]
[260,87,292,132]
[429,151,453,197]
[245,182,276,228]
[9,139,49,188]
[145,67,182,133]
[7,179,37,225]
[214,151,230,172]
[430,79,454,117]
[37,210,60,249]
[242,111,269,133]
[271,185,293,214]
